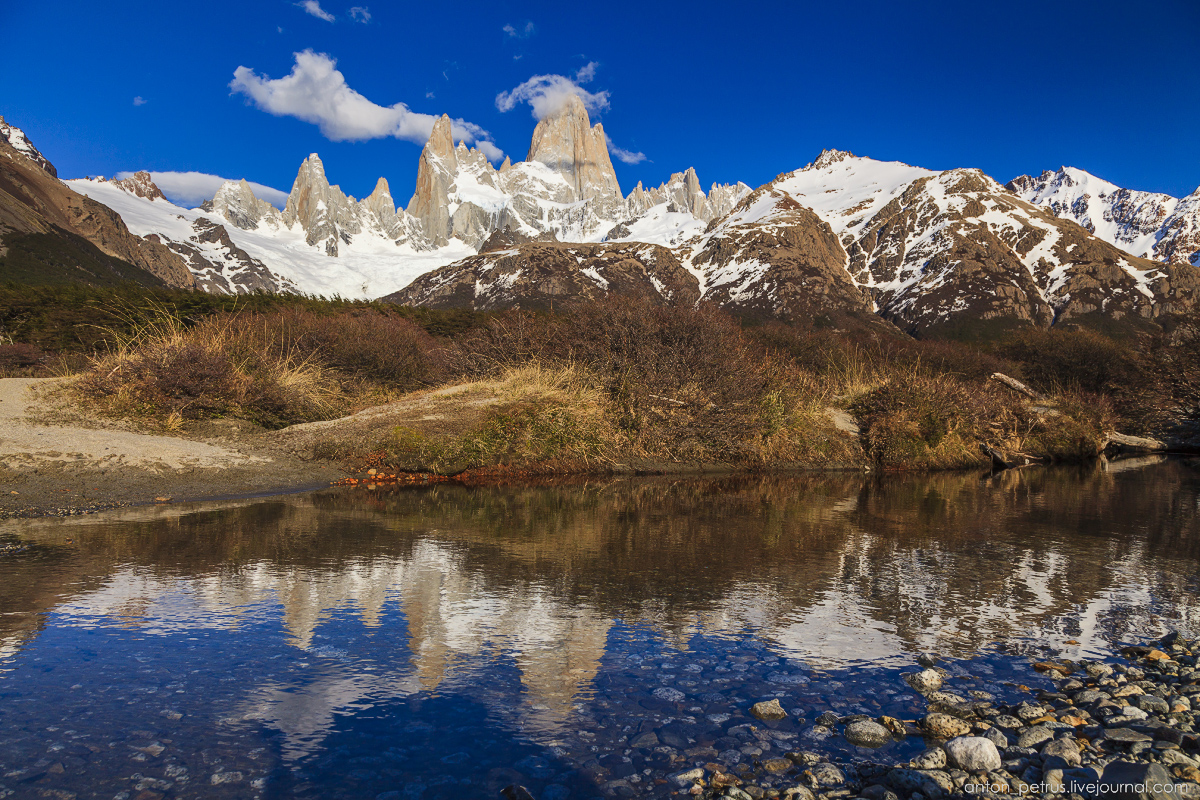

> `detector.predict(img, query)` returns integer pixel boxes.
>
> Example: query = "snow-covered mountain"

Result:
[6,107,1200,335]
[1009,167,1200,268]
[62,96,747,298]
[398,149,1200,335]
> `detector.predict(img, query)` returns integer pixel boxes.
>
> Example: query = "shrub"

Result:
[851,373,1026,470]
[443,299,804,462]
[996,328,1144,395]
[0,342,48,375]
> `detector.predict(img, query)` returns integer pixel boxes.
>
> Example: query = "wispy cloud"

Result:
[502,21,535,38]
[230,50,503,161]
[132,96,147,106]
[349,6,370,22]
[607,139,647,164]
[496,73,609,120]
[296,0,335,22]
[575,61,598,83]
[115,171,289,210]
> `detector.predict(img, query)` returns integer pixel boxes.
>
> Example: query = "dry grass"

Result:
[58,295,1118,473]
[73,305,436,429]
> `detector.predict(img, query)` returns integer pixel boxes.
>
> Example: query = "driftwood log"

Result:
[1101,432,1167,452]
[989,372,1043,400]
[980,443,1046,470]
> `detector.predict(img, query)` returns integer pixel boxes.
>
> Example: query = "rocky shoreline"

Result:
[506,633,1200,800]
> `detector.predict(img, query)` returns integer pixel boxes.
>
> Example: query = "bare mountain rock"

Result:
[0,122,194,288]
[691,187,873,321]
[525,94,623,214]
[211,178,281,231]
[386,241,700,312]
[0,115,57,178]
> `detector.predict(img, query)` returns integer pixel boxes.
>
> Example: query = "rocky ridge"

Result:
[0,128,195,288]
[388,240,701,311]
[1010,167,1200,268]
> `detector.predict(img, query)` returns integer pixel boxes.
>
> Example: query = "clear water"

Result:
[0,459,1197,799]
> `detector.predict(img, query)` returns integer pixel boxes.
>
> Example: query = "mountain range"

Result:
[3,103,1199,337]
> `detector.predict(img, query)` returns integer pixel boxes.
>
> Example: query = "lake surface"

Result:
[1,458,1198,800]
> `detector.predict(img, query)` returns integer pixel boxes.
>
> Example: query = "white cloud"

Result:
[132,96,147,106]
[607,140,647,164]
[230,50,503,159]
[349,6,370,22]
[115,171,290,210]
[503,21,535,38]
[297,0,335,22]
[575,61,598,83]
[495,73,610,120]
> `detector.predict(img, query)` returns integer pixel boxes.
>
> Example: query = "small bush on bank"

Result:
[75,306,439,428]
[851,374,1025,470]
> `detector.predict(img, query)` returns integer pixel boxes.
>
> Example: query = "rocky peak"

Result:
[525,94,622,205]
[0,115,57,177]
[407,115,460,246]
[707,181,753,221]
[211,179,280,231]
[663,168,709,219]
[365,177,394,217]
[110,171,165,201]
[810,149,855,170]
[282,153,361,255]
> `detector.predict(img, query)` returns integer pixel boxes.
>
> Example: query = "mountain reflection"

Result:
[0,459,1197,758]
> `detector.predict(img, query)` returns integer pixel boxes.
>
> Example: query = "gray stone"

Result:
[908,747,948,770]
[1017,726,1056,749]
[1076,689,1110,704]
[1105,728,1154,743]
[630,732,659,748]
[1160,749,1200,769]
[1041,736,1082,767]
[944,737,1002,772]
[845,720,892,748]
[652,687,685,703]
[982,727,1008,749]
[1043,766,1101,795]
[1015,702,1050,721]
[668,767,705,788]
[808,763,845,787]
[887,768,953,798]
[1134,695,1170,714]
[1099,761,1174,800]
[904,669,944,694]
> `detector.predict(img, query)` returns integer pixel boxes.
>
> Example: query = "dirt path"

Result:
[0,378,344,518]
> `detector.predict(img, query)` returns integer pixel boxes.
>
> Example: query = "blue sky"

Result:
[4,0,1198,207]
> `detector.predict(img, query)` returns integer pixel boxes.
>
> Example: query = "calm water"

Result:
[1,459,1198,800]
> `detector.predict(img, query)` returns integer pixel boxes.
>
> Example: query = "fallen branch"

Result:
[989,372,1043,401]
[1102,431,1167,452]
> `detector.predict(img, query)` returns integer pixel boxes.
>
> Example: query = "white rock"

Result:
[944,736,1002,772]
